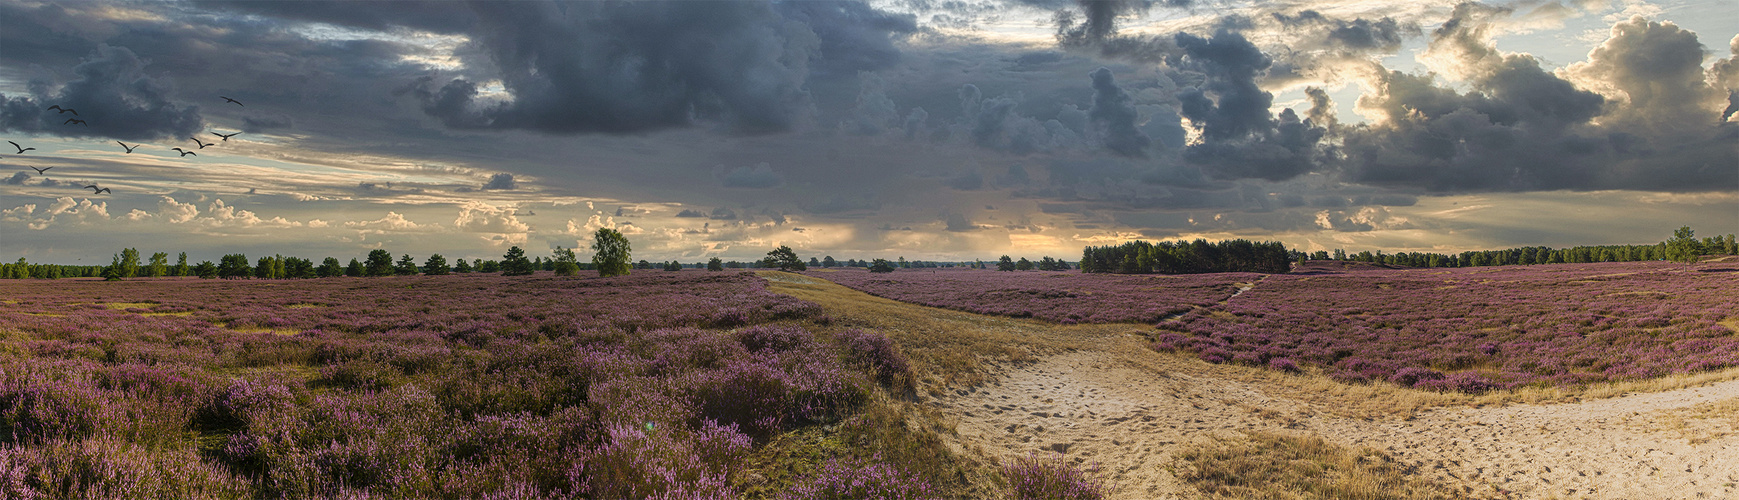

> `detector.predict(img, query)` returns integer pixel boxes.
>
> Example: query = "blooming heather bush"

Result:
[572,421,750,499]
[0,271,891,497]
[810,267,1250,323]
[837,329,912,386]
[782,455,939,500]
[1149,261,1739,392]
[1002,452,1113,500]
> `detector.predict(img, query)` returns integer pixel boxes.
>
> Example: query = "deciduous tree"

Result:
[767,245,806,271]
[592,228,632,277]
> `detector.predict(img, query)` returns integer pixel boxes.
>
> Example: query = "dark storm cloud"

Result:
[1270,11,1415,52]
[0,45,202,140]
[1087,67,1149,157]
[482,173,517,190]
[718,163,785,189]
[1168,30,1330,181]
[192,1,478,34]
[948,170,985,190]
[1342,9,1735,193]
[945,213,979,231]
[3,172,28,185]
[241,114,293,133]
[409,1,915,135]
[710,207,739,220]
[675,209,707,218]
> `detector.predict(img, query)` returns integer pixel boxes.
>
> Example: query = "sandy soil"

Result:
[934,348,1739,499]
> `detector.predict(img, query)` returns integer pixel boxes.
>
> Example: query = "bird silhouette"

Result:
[84,185,110,194]
[29,166,51,175]
[213,131,240,141]
[172,148,197,157]
[190,137,214,149]
[220,96,243,106]
[116,141,137,153]
[64,118,87,126]
[7,141,31,154]
[47,105,77,116]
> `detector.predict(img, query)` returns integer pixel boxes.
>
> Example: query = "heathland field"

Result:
[2,260,1737,498]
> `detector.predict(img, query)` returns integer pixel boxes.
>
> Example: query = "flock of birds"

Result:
[6,97,246,196]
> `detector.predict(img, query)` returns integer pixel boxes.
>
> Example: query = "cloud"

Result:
[157,196,198,223]
[453,201,529,245]
[1088,67,1149,157]
[1341,10,1736,193]
[481,173,517,190]
[345,211,428,232]
[718,163,784,188]
[406,1,914,135]
[675,209,708,218]
[241,113,292,133]
[2,172,27,185]
[0,45,203,140]
[945,213,980,232]
[842,71,900,135]
[710,207,739,220]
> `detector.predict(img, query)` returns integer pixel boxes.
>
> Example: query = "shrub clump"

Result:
[836,329,911,386]
[1002,453,1112,500]
[782,455,938,500]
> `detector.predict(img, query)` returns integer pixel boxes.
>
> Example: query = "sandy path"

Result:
[935,349,1739,499]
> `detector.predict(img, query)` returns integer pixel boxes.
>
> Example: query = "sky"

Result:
[1,0,1735,265]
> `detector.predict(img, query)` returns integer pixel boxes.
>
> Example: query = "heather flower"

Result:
[1002,452,1113,500]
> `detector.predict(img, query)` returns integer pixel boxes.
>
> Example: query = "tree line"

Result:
[1296,226,1737,268]
[1079,239,1293,274]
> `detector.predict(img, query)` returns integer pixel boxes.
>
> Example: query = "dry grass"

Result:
[218,322,301,336]
[1168,431,1481,500]
[284,303,325,309]
[1639,397,1739,445]
[1720,317,1739,334]
[102,302,160,310]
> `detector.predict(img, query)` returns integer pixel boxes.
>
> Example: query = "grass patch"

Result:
[103,302,160,310]
[1637,397,1739,445]
[735,395,999,499]
[19,312,65,317]
[284,303,326,309]
[1721,317,1739,334]
[218,322,301,336]
[1169,431,1478,500]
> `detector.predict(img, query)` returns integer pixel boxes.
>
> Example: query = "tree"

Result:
[286,257,316,279]
[193,261,218,279]
[365,249,395,277]
[592,227,632,277]
[501,246,534,276]
[424,254,450,275]
[664,260,682,271]
[869,258,896,273]
[118,248,141,278]
[551,246,580,276]
[997,255,1016,271]
[395,254,421,275]
[808,257,821,269]
[219,254,251,279]
[478,260,501,273]
[897,256,908,268]
[1667,226,1704,264]
[636,260,653,270]
[1015,257,1034,271]
[707,257,724,271]
[147,252,169,277]
[767,245,806,271]
[453,258,474,274]
[103,253,124,281]
[822,255,837,268]
[174,252,190,277]
[317,257,344,277]
[256,256,278,279]
[345,258,364,277]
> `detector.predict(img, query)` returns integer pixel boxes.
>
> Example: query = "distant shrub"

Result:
[837,329,911,386]
[783,455,938,500]
[1002,452,1112,500]
[737,325,814,353]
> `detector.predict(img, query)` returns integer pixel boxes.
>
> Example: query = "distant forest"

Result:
[3,227,1734,280]
[1080,239,1293,274]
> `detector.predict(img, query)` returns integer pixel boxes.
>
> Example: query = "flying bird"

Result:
[213,131,240,141]
[116,141,137,153]
[7,141,31,154]
[84,185,110,194]
[220,96,243,106]
[29,166,51,175]
[47,105,77,116]
[190,137,214,149]
[64,118,87,126]
[172,148,197,157]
